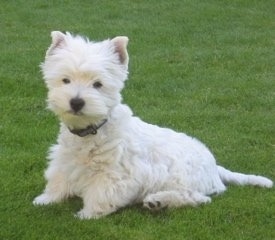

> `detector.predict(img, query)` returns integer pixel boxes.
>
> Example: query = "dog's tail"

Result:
[218,166,273,188]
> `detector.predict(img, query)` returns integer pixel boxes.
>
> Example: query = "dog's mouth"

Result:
[67,110,84,116]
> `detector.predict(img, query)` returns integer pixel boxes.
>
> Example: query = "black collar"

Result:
[69,119,108,137]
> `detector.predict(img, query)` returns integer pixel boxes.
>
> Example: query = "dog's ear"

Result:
[111,36,129,66]
[46,31,66,57]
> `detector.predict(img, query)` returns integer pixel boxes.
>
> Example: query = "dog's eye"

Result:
[62,78,71,84]
[93,81,103,89]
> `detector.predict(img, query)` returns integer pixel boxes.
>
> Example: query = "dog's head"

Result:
[41,31,129,130]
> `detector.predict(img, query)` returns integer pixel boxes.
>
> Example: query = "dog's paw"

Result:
[143,194,167,211]
[75,205,118,220]
[143,199,164,211]
[74,210,89,220]
[33,194,54,205]
[190,192,212,205]
[74,209,101,220]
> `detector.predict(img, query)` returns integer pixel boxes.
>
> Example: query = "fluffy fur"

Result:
[33,31,273,219]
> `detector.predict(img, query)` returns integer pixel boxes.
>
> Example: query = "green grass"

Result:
[1,0,275,239]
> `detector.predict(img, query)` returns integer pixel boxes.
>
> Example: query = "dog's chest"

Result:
[59,134,126,174]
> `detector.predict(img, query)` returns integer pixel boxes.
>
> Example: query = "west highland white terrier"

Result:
[33,31,273,219]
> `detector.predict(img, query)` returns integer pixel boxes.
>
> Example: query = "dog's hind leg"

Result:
[143,190,211,211]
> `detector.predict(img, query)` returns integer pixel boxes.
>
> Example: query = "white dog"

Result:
[33,31,273,219]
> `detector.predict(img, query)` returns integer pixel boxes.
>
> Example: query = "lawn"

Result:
[0,0,274,239]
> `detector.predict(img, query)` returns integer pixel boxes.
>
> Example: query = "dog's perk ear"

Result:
[111,36,129,66]
[46,31,66,57]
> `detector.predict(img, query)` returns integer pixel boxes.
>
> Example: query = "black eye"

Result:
[93,81,103,88]
[62,78,71,84]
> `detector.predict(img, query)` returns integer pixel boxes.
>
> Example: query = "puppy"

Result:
[33,31,273,219]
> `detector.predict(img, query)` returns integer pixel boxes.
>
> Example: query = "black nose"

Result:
[70,98,85,112]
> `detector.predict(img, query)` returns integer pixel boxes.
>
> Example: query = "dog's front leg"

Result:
[75,189,118,219]
[75,177,135,219]
[33,165,70,205]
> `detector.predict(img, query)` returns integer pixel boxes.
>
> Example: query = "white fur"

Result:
[33,32,273,219]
